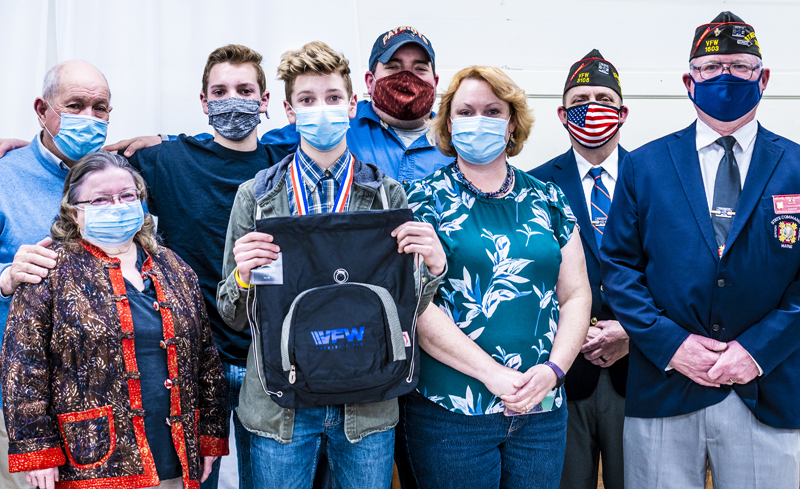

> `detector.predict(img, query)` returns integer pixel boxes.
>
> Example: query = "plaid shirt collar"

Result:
[295,146,351,191]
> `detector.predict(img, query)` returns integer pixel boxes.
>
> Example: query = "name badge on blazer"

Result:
[772,195,800,214]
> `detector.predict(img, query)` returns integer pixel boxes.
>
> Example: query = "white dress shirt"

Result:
[36,131,69,171]
[696,118,758,212]
[694,118,763,376]
[574,146,619,216]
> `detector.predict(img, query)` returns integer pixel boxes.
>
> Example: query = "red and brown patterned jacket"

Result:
[1,240,229,488]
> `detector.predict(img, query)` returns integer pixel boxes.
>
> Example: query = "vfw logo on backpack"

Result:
[311,327,365,348]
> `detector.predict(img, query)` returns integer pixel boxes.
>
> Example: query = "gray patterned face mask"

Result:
[207,97,262,141]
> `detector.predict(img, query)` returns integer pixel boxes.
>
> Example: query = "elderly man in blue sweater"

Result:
[0,59,111,489]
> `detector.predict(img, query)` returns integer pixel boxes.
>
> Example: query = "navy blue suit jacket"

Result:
[601,122,800,429]
[530,147,629,401]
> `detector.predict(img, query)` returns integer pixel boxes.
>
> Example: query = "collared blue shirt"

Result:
[260,101,452,184]
[286,147,351,215]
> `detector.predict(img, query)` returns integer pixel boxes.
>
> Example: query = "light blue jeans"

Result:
[201,362,252,489]
[249,405,394,489]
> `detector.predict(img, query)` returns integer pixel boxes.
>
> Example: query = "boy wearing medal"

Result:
[215,41,445,489]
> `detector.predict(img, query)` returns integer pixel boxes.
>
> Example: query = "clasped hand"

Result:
[484,364,558,414]
[669,334,759,387]
[581,320,629,367]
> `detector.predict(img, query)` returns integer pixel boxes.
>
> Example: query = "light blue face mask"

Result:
[451,116,509,165]
[44,103,109,162]
[292,105,350,151]
[82,201,144,248]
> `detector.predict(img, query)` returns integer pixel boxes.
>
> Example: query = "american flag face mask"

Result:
[564,102,621,148]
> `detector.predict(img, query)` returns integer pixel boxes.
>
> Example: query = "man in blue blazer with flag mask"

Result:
[601,11,800,488]
[530,49,629,489]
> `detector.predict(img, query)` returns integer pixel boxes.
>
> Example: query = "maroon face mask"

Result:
[371,71,436,121]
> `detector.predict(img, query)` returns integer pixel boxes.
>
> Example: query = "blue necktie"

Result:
[589,167,611,246]
[711,136,741,256]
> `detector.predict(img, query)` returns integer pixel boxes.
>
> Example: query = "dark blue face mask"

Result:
[688,71,763,122]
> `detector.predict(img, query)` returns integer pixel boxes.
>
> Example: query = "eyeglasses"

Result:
[691,61,762,80]
[74,188,140,207]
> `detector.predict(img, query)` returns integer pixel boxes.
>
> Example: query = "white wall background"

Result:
[1,0,798,172]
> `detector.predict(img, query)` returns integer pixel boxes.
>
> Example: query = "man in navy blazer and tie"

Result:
[601,11,800,488]
[530,50,629,489]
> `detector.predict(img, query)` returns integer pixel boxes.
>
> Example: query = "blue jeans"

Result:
[201,362,252,489]
[403,391,568,489]
[393,394,418,489]
[250,405,394,489]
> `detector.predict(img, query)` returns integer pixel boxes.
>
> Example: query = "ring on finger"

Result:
[600,355,608,362]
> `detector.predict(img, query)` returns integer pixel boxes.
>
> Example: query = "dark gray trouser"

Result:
[624,391,800,489]
[559,368,625,489]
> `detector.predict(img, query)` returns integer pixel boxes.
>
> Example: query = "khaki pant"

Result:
[0,408,34,488]
[624,392,800,489]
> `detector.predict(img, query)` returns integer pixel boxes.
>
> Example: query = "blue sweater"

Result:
[0,136,68,357]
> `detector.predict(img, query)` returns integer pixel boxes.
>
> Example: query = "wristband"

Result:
[235,268,252,290]
[544,361,566,389]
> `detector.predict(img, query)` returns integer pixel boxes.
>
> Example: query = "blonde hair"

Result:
[433,66,534,158]
[202,44,267,95]
[276,41,352,102]
[51,152,159,255]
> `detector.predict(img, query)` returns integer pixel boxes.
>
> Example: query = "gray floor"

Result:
[217,416,240,489]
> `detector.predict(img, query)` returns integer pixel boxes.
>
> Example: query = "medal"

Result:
[289,152,354,215]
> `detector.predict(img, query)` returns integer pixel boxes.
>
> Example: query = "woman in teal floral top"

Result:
[400,66,591,489]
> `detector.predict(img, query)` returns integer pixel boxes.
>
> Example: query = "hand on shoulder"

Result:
[102,135,162,158]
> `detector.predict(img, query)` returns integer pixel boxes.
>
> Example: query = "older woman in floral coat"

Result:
[1,152,228,489]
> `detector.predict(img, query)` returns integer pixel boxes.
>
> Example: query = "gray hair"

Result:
[41,61,112,103]
[42,63,64,103]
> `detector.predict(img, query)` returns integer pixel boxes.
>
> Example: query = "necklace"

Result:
[454,161,514,198]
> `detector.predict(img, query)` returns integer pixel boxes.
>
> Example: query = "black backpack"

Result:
[248,208,422,409]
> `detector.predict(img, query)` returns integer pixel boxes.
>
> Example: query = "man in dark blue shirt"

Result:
[127,44,287,489]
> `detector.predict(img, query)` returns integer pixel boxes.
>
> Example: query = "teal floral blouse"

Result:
[407,162,576,416]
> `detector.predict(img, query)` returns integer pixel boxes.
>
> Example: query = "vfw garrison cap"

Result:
[563,49,622,100]
[690,11,761,60]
